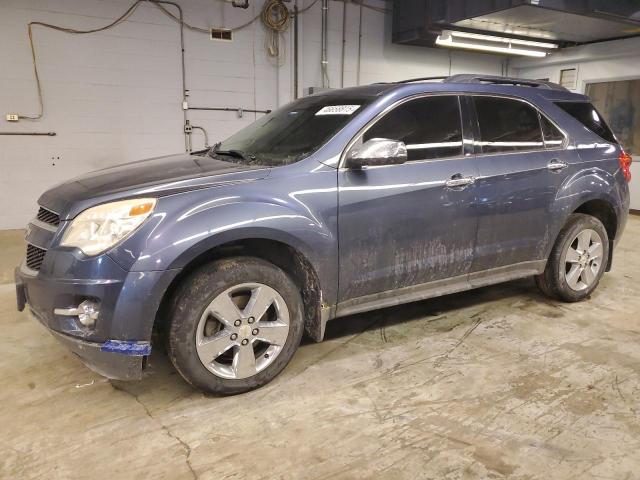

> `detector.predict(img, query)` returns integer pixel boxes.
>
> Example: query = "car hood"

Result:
[38,153,270,220]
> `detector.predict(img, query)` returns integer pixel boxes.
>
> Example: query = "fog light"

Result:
[54,300,100,328]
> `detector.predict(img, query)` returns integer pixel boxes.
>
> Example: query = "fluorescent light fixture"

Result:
[435,30,558,58]
[444,30,558,49]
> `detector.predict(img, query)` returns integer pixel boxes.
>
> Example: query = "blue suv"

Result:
[16,75,631,394]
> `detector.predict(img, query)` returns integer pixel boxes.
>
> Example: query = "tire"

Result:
[535,213,609,302]
[167,257,304,395]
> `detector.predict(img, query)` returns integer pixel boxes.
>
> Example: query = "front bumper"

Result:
[16,273,151,380]
[51,330,146,380]
[44,314,147,380]
[15,257,180,380]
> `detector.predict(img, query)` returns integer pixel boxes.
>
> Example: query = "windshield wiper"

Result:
[210,147,255,162]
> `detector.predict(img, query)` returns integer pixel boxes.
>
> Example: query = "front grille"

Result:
[26,244,47,271]
[36,207,60,227]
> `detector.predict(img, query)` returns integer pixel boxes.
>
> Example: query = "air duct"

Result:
[393,0,640,48]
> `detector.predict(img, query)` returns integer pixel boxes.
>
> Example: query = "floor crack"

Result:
[111,383,198,480]
[434,317,483,367]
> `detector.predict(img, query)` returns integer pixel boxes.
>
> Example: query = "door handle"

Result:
[445,175,475,188]
[547,159,568,171]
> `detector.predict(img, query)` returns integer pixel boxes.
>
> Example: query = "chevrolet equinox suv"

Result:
[16,75,631,394]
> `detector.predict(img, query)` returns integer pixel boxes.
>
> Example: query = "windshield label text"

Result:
[316,105,361,116]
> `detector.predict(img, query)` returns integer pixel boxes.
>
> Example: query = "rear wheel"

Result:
[535,213,609,302]
[167,257,304,395]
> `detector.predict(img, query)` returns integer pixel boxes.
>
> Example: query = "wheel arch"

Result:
[547,195,619,272]
[155,236,328,343]
[548,164,624,272]
[572,198,618,271]
[573,198,618,241]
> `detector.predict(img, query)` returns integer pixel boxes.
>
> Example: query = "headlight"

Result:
[60,198,156,256]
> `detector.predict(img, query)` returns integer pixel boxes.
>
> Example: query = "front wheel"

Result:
[535,213,609,302]
[167,257,304,395]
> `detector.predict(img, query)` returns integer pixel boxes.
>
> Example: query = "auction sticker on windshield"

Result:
[316,105,361,115]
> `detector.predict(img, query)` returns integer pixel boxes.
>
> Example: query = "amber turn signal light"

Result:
[129,201,155,217]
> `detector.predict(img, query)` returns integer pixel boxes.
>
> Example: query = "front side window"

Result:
[473,96,544,153]
[363,95,463,161]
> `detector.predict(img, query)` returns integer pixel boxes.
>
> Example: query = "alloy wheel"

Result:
[195,282,290,379]
[563,228,604,291]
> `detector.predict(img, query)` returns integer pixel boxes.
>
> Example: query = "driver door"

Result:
[337,95,479,306]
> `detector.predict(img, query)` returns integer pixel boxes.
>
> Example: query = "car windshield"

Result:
[209,94,375,166]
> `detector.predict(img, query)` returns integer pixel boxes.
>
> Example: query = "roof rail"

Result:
[394,76,448,84]
[444,74,568,91]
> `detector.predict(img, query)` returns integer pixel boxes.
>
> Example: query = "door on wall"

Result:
[587,79,640,209]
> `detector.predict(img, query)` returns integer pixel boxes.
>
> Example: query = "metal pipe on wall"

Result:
[188,107,271,115]
[171,1,190,152]
[294,1,299,99]
[151,2,190,151]
[143,2,190,151]
[341,0,347,88]
[356,3,363,85]
[158,1,190,152]
[321,0,328,88]
[0,132,56,136]
[191,125,209,147]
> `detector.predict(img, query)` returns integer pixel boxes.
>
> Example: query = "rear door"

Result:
[468,95,577,272]
[337,95,479,303]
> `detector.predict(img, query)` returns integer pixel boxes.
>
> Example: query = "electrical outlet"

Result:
[6,114,19,122]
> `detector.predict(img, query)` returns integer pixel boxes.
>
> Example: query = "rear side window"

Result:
[473,97,544,153]
[540,115,565,148]
[554,101,617,143]
[364,95,463,161]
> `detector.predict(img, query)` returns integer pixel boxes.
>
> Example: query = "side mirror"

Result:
[345,138,408,169]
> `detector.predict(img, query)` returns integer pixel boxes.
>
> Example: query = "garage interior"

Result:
[1,0,640,478]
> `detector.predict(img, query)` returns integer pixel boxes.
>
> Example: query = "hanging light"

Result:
[436,30,559,58]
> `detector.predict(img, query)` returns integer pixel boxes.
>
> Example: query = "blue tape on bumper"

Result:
[100,340,152,356]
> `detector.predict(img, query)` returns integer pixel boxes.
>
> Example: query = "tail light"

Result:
[619,149,632,182]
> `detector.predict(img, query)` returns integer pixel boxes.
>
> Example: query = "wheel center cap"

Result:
[579,253,589,267]
[239,324,252,338]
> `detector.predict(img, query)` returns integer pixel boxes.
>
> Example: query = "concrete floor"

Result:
[1,217,639,480]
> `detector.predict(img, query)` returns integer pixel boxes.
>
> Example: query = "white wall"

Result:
[512,36,640,209]
[0,0,502,229]
[298,1,503,89]
[511,36,640,94]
